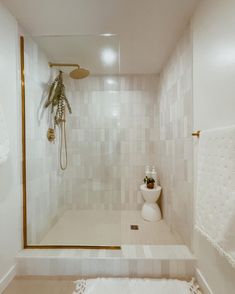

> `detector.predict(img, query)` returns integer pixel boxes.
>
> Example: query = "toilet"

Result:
[140,184,162,222]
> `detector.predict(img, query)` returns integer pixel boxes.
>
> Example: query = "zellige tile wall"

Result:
[156,26,194,247]
[24,37,67,244]
[64,75,159,211]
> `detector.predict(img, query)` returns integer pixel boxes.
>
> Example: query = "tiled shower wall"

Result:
[64,75,159,210]
[156,26,193,247]
[24,42,160,241]
[24,30,192,245]
[24,37,67,243]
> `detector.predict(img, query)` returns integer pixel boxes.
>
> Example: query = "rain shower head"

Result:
[69,68,90,79]
[49,62,90,79]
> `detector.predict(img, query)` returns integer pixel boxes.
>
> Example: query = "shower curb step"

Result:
[16,245,195,260]
[121,245,195,260]
[16,246,195,278]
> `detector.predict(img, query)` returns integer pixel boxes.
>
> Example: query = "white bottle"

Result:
[151,166,157,184]
[145,165,151,178]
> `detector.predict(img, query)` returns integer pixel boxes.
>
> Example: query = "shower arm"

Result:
[49,62,80,69]
[192,130,201,137]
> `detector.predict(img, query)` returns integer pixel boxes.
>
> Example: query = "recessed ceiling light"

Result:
[100,33,116,37]
[112,109,119,118]
[101,48,117,66]
[106,78,116,85]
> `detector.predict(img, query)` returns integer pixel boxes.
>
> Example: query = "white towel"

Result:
[195,125,235,267]
[0,103,10,164]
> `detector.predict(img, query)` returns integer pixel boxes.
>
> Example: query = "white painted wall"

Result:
[0,2,22,292]
[193,0,235,293]
[193,0,235,130]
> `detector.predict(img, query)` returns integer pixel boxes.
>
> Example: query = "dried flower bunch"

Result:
[45,71,72,126]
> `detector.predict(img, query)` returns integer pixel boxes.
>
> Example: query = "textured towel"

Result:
[195,125,235,267]
[0,104,9,164]
[73,278,201,294]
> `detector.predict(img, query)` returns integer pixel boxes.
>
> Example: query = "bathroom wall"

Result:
[156,27,193,247]
[0,3,21,291]
[64,75,159,210]
[192,0,235,293]
[24,37,67,243]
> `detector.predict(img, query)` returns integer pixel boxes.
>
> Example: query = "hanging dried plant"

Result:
[45,71,72,126]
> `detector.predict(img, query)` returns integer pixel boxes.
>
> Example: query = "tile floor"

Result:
[121,211,183,245]
[37,210,183,246]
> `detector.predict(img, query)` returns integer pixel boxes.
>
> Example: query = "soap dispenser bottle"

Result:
[145,165,151,178]
[151,166,157,184]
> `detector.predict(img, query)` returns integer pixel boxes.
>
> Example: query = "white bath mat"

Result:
[73,278,201,294]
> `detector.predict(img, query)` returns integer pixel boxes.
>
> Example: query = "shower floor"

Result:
[39,210,183,246]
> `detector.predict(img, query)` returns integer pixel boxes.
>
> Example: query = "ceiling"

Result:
[32,35,120,75]
[2,0,199,74]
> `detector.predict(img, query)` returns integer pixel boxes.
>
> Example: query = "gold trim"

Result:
[24,245,121,250]
[20,37,120,250]
[49,62,80,68]
[20,36,27,249]
[192,130,201,137]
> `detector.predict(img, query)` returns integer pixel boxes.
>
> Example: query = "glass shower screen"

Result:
[23,34,121,248]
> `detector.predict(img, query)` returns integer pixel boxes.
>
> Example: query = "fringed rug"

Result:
[73,278,201,294]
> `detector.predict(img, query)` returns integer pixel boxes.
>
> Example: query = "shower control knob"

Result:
[47,128,55,142]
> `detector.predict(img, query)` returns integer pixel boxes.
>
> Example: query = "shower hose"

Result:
[59,119,68,170]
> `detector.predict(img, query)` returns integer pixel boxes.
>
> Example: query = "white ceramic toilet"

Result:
[140,184,162,222]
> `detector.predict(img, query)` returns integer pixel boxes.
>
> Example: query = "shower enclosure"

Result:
[21,34,182,248]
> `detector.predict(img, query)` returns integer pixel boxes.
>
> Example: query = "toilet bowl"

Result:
[140,184,162,222]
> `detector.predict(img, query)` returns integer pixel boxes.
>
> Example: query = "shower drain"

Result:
[130,225,139,230]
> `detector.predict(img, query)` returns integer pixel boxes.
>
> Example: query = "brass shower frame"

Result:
[20,36,120,250]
